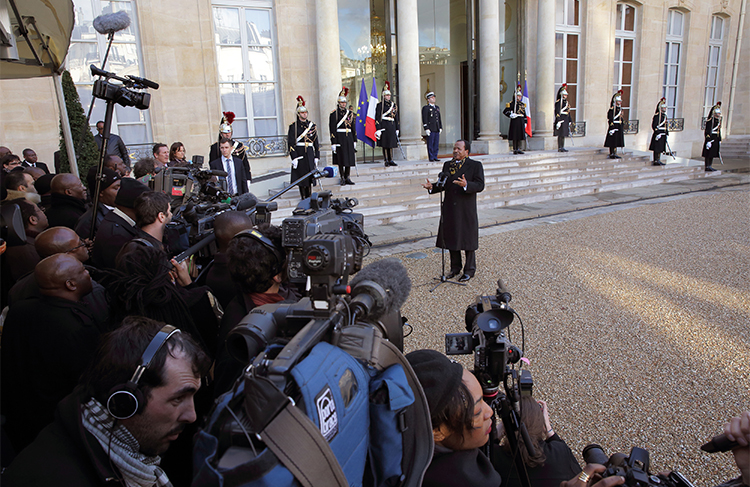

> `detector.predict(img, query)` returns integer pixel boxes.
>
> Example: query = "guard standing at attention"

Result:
[329,87,357,185]
[288,96,319,199]
[503,84,527,155]
[422,89,443,162]
[702,102,722,172]
[649,98,669,166]
[604,90,625,159]
[375,81,400,167]
[554,84,572,152]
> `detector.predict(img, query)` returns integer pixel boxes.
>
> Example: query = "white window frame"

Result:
[67,0,152,145]
[212,0,282,138]
[703,15,726,116]
[555,0,580,121]
[614,3,637,122]
[662,9,685,119]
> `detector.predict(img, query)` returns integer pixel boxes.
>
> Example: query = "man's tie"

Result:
[225,157,236,194]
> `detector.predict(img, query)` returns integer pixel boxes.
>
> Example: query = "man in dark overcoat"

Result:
[329,87,357,185]
[604,90,625,159]
[288,95,319,199]
[422,140,485,282]
[649,98,669,166]
[503,85,527,154]
[375,81,400,167]
[554,84,572,152]
[702,102,722,172]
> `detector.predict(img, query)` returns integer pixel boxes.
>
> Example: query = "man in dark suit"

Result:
[94,120,130,166]
[209,138,248,195]
[421,140,485,282]
[21,149,50,174]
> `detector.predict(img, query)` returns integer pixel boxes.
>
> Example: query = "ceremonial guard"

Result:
[649,98,669,166]
[503,85,527,154]
[422,89,443,161]
[287,96,319,199]
[554,84,572,152]
[702,102,722,172]
[329,87,357,185]
[604,90,625,159]
[209,111,251,182]
[375,81,400,167]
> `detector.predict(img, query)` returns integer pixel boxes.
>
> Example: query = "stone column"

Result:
[397,0,428,160]
[474,0,505,154]
[533,0,556,149]
[315,0,342,158]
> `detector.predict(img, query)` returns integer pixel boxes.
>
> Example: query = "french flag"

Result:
[365,78,378,143]
[523,80,532,138]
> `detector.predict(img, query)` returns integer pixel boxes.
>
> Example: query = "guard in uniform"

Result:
[503,85,527,154]
[702,102,722,172]
[422,90,442,161]
[649,98,669,166]
[554,84,572,152]
[375,81,400,167]
[209,111,251,182]
[287,96,319,199]
[329,87,357,185]
[604,90,625,159]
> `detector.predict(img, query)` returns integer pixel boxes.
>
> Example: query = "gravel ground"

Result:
[370,188,750,486]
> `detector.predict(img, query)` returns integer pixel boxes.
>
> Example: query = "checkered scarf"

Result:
[81,398,172,487]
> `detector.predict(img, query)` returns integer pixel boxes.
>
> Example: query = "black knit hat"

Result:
[406,349,464,418]
[114,178,150,209]
[87,167,120,193]
[34,173,55,195]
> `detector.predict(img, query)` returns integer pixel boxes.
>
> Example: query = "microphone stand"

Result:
[430,175,466,292]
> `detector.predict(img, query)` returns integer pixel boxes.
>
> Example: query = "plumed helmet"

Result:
[382,80,391,96]
[610,90,623,107]
[296,95,307,114]
[515,84,523,98]
[708,101,722,119]
[337,86,349,103]
[557,83,568,99]
[220,111,235,134]
[655,97,666,114]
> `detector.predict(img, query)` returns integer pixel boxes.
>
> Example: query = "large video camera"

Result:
[583,445,695,487]
[90,65,154,110]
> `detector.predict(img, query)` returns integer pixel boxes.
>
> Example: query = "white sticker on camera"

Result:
[315,386,338,442]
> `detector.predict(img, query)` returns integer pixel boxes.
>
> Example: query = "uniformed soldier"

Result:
[287,96,319,199]
[422,90,443,162]
[209,111,251,182]
[702,102,722,172]
[649,98,669,166]
[329,87,357,185]
[375,81,400,167]
[604,90,625,159]
[554,84,572,152]
[503,84,527,155]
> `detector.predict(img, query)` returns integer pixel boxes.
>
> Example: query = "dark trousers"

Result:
[558,136,565,149]
[512,139,522,151]
[427,131,440,160]
[382,147,393,163]
[299,183,312,199]
[338,164,351,179]
[449,250,476,277]
[653,151,662,162]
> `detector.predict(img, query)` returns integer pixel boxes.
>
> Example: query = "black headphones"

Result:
[233,229,285,275]
[106,325,181,420]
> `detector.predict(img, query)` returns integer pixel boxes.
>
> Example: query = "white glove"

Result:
[291,158,299,169]
[425,129,431,136]
[556,121,562,130]
[332,145,337,154]
[510,113,518,119]
[609,129,616,135]
[396,130,399,137]
[375,130,382,140]
[439,129,442,134]
[706,141,712,149]
[314,158,319,167]
[656,133,663,140]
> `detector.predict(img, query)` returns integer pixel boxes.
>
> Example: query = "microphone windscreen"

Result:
[350,258,411,316]
[234,193,257,211]
[93,11,131,35]
[210,169,228,177]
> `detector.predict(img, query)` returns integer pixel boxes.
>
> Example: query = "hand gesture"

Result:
[170,258,192,287]
[453,174,467,188]
[421,179,433,191]
[724,411,750,485]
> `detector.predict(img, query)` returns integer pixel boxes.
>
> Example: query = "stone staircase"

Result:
[262,148,706,227]
[721,137,750,158]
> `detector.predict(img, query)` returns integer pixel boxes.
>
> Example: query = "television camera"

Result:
[583,445,695,487]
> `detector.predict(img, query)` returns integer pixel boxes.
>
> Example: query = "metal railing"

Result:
[701,117,707,130]
[125,144,154,162]
[666,118,684,132]
[623,120,639,134]
[126,135,289,163]
[570,121,586,137]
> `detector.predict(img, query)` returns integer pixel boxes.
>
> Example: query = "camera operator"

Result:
[134,190,172,250]
[133,156,157,185]
[212,223,301,397]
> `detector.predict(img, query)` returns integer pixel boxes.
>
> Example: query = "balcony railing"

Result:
[570,121,586,137]
[666,118,684,132]
[126,135,289,163]
[623,120,639,134]
[701,117,707,130]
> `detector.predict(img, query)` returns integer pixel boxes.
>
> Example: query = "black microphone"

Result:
[126,74,159,90]
[496,279,512,304]
[349,258,412,321]
[436,171,448,188]
[701,434,741,453]
[208,169,228,177]
[93,11,131,35]
[232,193,257,212]
[90,64,117,79]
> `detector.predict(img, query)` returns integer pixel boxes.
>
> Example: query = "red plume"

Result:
[618,89,623,94]
[297,95,305,106]
[342,87,349,96]
[716,101,722,106]
[562,83,567,88]
[223,111,235,124]
[385,81,391,90]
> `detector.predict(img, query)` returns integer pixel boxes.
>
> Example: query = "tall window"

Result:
[67,0,151,145]
[662,9,685,119]
[213,4,280,138]
[614,3,637,121]
[703,15,725,116]
[555,0,580,121]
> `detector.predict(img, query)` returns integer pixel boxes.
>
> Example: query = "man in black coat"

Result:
[604,90,625,159]
[649,98,669,166]
[75,167,121,239]
[288,95,320,199]
[93,120,130,166]
[46,174,88,230]
[376,81,400,167]
[422,91,443,161]
[504,85,527,155]
[702,102,722,172]
[209,112,251,182]
[422,140,485,282]
[554,84,572,152]
[209,138,249,195]
[329,87,357,185]
[21,148,50,174]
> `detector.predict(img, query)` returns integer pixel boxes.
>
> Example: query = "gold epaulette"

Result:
[506,103,511,108]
